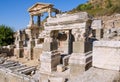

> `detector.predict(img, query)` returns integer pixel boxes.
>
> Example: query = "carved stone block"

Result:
[93,41,120,71]
[73,41,92,53]
[40,51,61,73]
[43,42,58,51]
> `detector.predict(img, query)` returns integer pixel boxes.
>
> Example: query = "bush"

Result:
[76,3,93,11]
[0,25,14,46]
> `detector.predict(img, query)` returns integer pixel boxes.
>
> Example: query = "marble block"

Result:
[93,41,120,71]
[73,41,92,53]
[57,64,65,72]
[43,42,58,51]
[40,51,61,73]
[69,52,92,80]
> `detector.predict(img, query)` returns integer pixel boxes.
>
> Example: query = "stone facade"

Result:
[2,2,120,82]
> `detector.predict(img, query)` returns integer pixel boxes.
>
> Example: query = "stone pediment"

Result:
[28,2,53,12]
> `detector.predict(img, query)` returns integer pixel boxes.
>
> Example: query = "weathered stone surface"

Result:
[45,22,87,31]
[33,47,42,60]
[63,55,70,66]
[69,52,92,80]
[24,47,32,60]
[73,41,92,53]
[46,12,89,26]
[16,41,23,48]
[95,29,104,40]
[71,67,120,82]
[40,51,61,73]
[58,42,68,54]
[14,48,24,58]
[49,77,65,82]
[57,64,65,72]
[0,67,36,82]
[93,41,120,71]
[39,73,49,82]
[28,40,35,48]
[91,20,102,29]
[43,42,58,51]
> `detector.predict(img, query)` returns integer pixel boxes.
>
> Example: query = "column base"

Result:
[40,51,61,74]
[69,51,92,80]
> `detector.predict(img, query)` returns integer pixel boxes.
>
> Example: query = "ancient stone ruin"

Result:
[0,2,120,82]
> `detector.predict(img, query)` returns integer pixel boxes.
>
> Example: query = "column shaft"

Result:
[48,8,51,18]
[68,30,73,54]
[29,15,34,26]
[37,15,41,26]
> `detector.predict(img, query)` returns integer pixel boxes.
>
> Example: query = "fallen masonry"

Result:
[0,59,37,82]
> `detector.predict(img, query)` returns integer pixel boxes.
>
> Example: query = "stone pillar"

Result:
[95,29,104,40]
[48,8,52,18]
[37,15,41,26]
[69,41,92,81]
[27,40,35,60]
[25,28,32,40]
[29,15,34,26]
[14,40,24,58]
[40,41,61,74]
[68,30,73,54]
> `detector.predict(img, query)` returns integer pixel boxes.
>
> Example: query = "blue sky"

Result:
[0,0,87,31]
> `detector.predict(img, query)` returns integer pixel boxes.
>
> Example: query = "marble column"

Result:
[37,15,41,26]
[48,8,52,18]
[29,15,34,26]
[68,30,73,54]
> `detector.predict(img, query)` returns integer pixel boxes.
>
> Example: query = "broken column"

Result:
[14,31,24,58]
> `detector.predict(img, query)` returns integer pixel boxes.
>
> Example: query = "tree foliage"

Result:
[0,25,14,46]
[76,3,93,11]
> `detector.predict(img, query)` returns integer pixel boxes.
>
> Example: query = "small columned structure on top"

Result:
[28,2,60,27]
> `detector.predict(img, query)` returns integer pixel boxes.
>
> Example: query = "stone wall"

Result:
[33,47,42,60]
[0,45,14,57]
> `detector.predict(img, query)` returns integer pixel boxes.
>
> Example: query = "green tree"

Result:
[0,25,14,46]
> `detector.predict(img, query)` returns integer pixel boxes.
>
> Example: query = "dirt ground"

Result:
[8,56,40,67]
